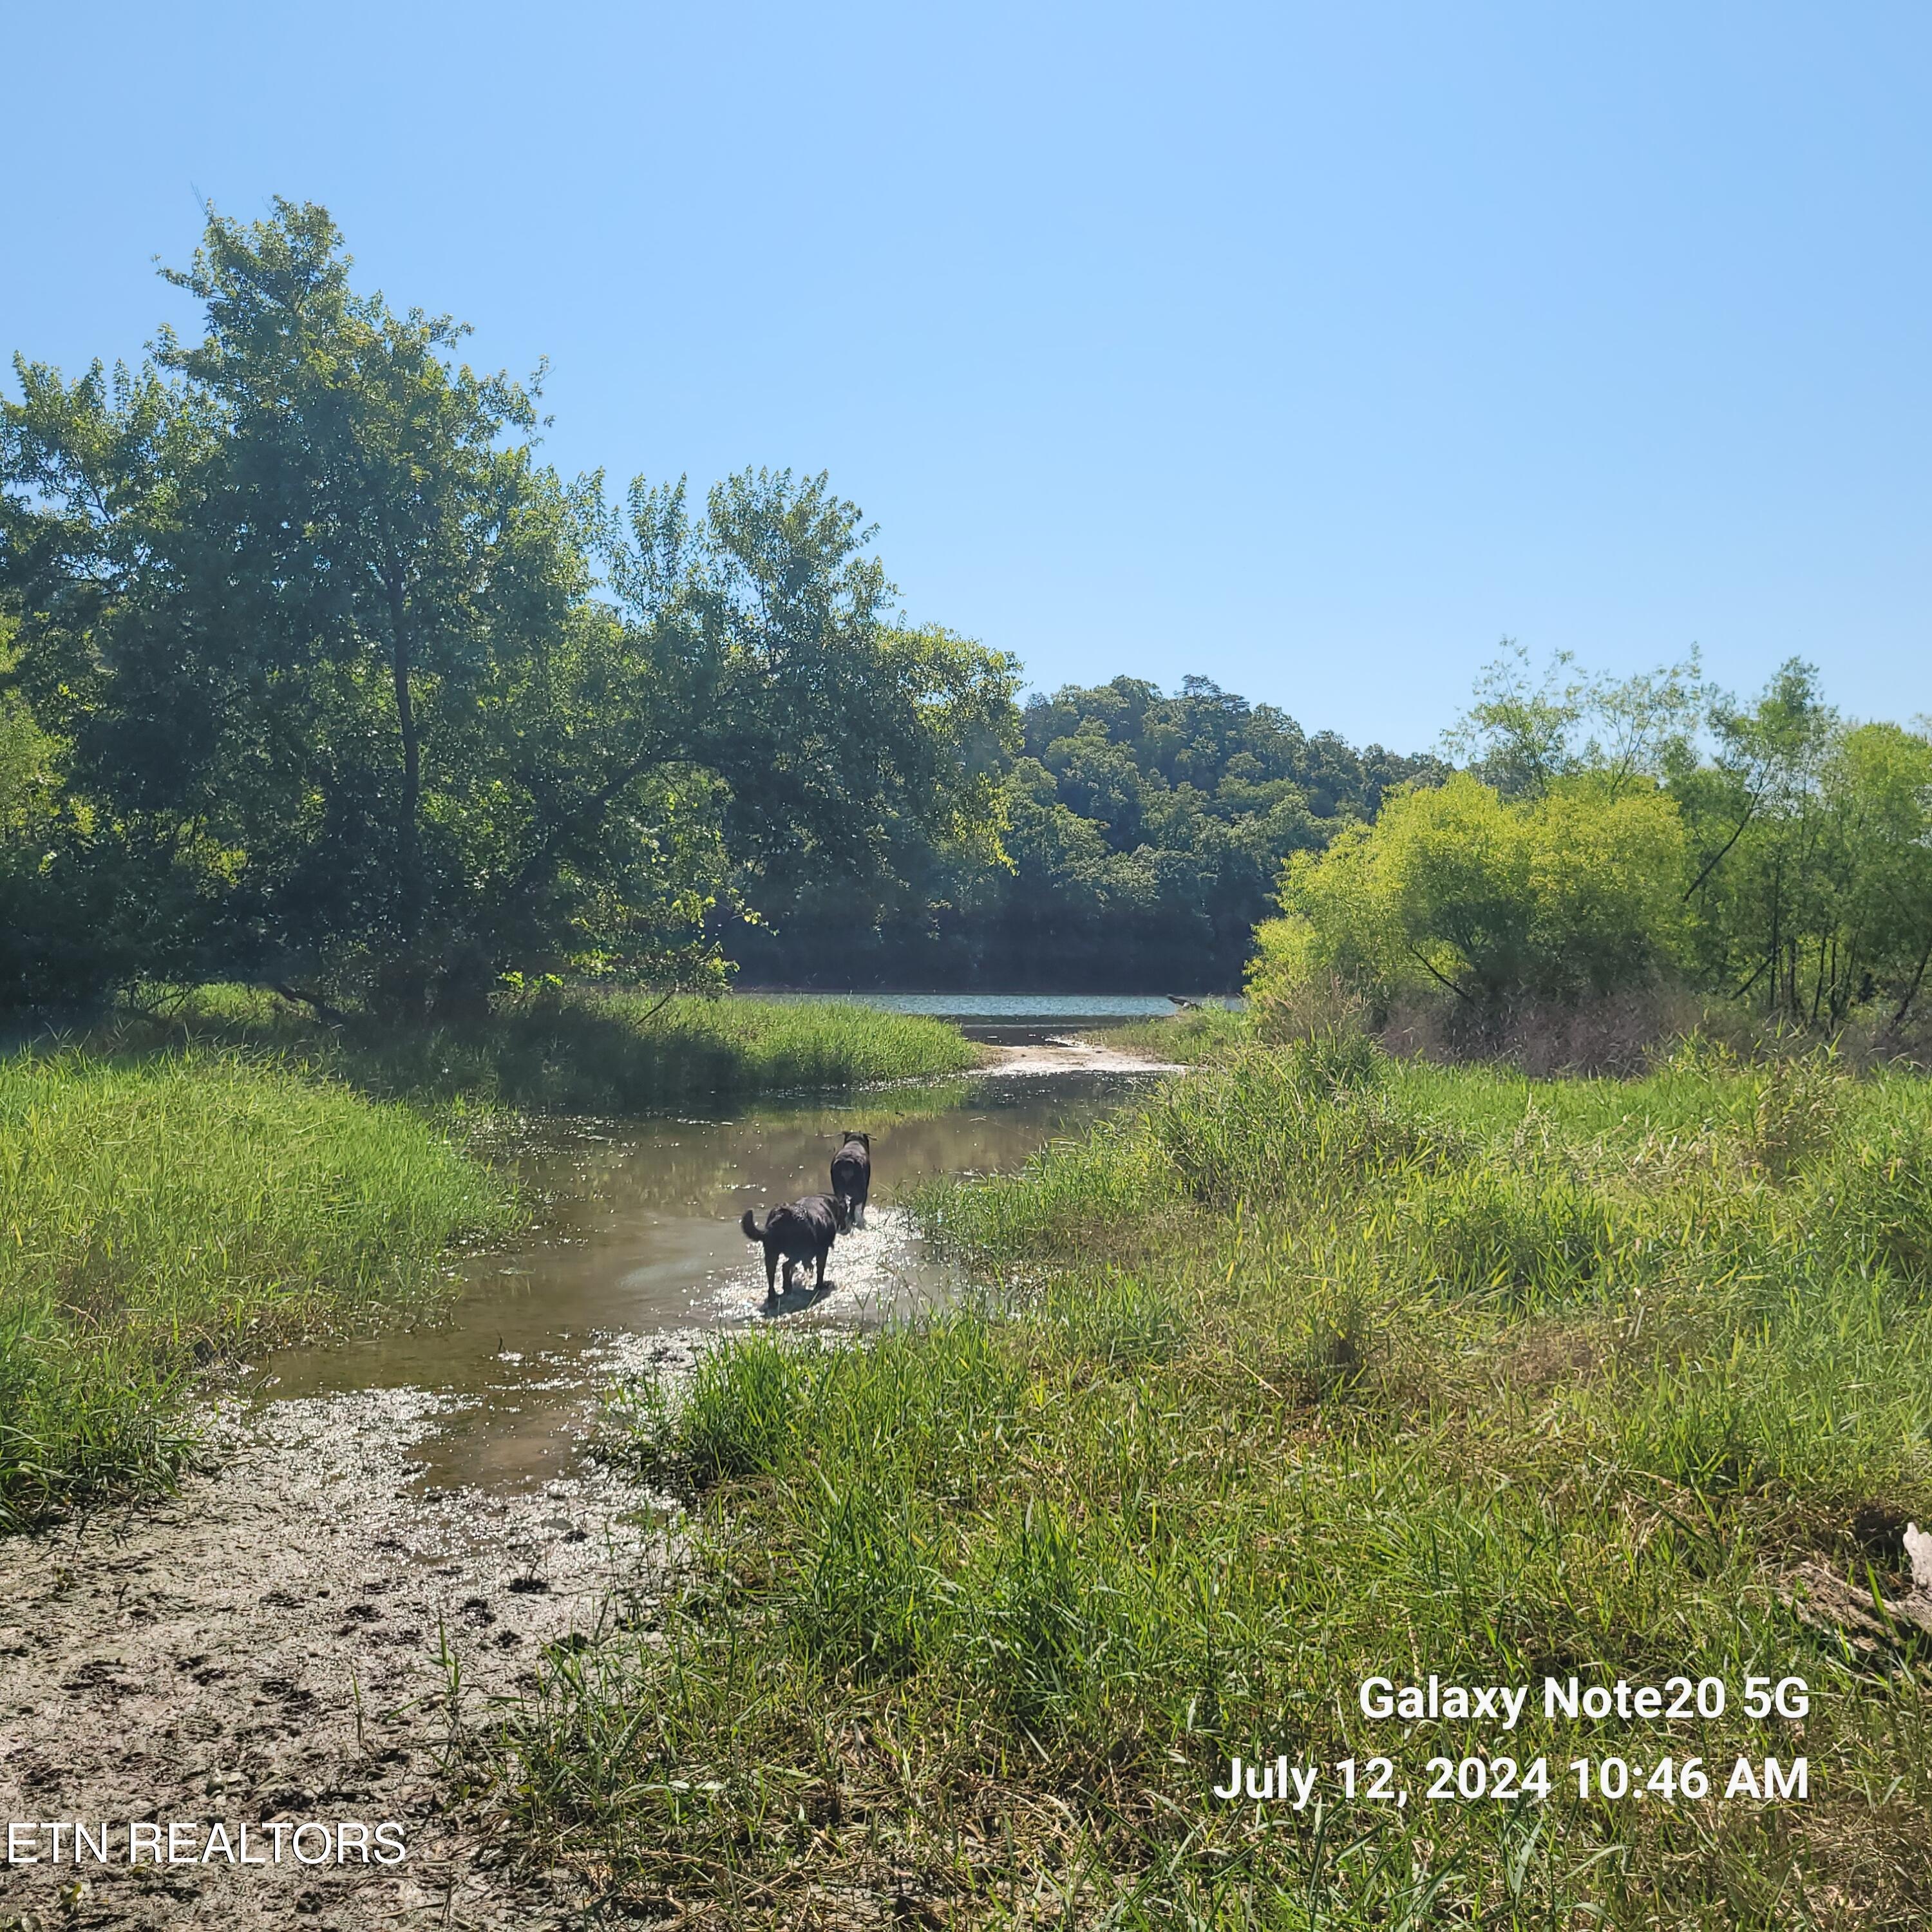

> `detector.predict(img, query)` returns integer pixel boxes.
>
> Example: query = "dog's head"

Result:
[840,1130,870,1151]
[828,1193,851,1231]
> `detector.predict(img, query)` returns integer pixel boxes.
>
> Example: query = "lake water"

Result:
[750,990,1240,1044]
[261,1066,1153,1496]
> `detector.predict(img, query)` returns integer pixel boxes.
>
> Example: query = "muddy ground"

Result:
[0,1352,691,1932]
[982,1038,1180,1076]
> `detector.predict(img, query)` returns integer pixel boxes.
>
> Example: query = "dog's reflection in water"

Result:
[756,1274,838,1318]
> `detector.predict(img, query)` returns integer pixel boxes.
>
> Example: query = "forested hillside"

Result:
[730,675,1443,989]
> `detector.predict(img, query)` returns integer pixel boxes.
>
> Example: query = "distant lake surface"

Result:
[744,990,1242,1043]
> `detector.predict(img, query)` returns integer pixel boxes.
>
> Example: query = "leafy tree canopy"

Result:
[730,673,1444,989]
[0,202,1018,1015]
[1258,648,1932,1039]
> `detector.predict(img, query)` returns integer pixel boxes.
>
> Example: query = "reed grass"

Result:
[88,984,982,1110]
[0,1048,512,1526]
[1100,1005,1251,1063]
[0,987,972,1523]
[475,1038,1932,1928]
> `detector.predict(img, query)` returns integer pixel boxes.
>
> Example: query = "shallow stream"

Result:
[0,1015,1177,1929]
[261,1055,1157,1499]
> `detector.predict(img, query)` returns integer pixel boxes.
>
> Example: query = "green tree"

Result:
[1443,639,1711,800]
[1255,772,1690,1023]
[1676,673,1932,1028]
[612,470,1019,899]
[1268,648,1932,1043]
[1,204,1020,1015]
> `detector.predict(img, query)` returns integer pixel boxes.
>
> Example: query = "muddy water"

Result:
[260,1068,1144,1501]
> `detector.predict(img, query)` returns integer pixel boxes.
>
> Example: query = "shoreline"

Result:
[0,1370,685,1927]
[978,1037,1184,1076]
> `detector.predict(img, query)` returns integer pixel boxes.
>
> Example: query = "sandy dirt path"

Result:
[0,1356,689,1931]
[978,1037,1181,1076]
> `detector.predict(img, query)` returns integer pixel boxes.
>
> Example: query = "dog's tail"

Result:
[740,1208,764,1242]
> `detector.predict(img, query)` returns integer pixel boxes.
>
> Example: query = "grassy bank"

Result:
[0,1050,512,1528]
[480,1037,1932,1929]
[0,989,973,1526]
[1099,1004,1251,1063]
[96,985,983,1110]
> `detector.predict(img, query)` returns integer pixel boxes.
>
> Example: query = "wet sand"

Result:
[981,1037,1182,1076]
[0,1377,678,1927]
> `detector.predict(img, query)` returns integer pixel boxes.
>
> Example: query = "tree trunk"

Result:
[386,569,428,1020]
[1892,932,1932,1033]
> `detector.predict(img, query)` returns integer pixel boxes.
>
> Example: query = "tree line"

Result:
[6,204,1926,1022]
[0,203,1017,1016]
[731,674,1441,988]
[0,200,1435,1010]
[1253,647,1932,1041]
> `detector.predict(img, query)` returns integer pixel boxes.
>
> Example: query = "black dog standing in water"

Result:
[741,1195,848,1299]
[831,1130,871,1227]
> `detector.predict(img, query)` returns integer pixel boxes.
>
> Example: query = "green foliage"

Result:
[1679,675,1932,1028]
[732,672,1445,989]
[612,469,1021,908]
[484,1046,1932,1926]
[1254,771,1692,1027]
[100,985,980,1110]
[0,204,1019,1016]
[650,1331,808,1484]
[1100,1003,1252,1062]
[1414,647,1932,1041]
[0,1048,510,1525]
[1442,639,1712,801]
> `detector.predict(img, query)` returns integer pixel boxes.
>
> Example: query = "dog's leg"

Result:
[782,1257,795,1296]
[764,1247,778,1297]
[815,1245,828,1290]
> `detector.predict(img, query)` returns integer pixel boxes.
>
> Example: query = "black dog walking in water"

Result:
[831,1130,871,1227]
[741,1195,848,1299]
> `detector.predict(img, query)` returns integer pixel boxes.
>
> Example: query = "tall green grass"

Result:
[1099,1004,1251,1063]
[92,985,982,1110]
[482,1039,1932,1928]
[0,1049,511,1526]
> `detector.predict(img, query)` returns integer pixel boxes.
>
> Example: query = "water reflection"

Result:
[260,1070,1142,1495]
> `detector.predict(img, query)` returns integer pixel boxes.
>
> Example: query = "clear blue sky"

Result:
[6,2,1927,751]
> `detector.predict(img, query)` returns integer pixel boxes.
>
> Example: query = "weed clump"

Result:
[79,983,980,1110]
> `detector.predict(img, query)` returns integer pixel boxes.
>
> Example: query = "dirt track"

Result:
[979,1038,1180,1076]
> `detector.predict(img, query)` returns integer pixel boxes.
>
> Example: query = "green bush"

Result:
[1252,771,1692,1023]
